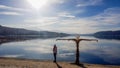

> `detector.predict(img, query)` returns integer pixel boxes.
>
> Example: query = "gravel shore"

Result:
[0,57,120,68]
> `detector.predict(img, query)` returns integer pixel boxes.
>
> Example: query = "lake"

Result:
[0,36,120,65]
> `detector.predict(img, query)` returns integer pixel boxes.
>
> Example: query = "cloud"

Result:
[26,0,67,10]
[0,4,29,12]
[57,12,75,18]
[0,11,22,16]
[50,0,66,4]
[76,0,103,7]
[0,4,31,16]
[24,17,59,26]
[52,18,99,33]
[92,7,120,24]
[54,7,120,33]
[4,6,119,34]
[11,13,99,33]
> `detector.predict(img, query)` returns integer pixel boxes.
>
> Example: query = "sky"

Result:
[0,0,120,34]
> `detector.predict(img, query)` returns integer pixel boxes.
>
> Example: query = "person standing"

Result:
[53,44,57,62]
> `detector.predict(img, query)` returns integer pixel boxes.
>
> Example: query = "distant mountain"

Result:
[93,30,120,40]
[94,30,120,36]
[0,25,70,38]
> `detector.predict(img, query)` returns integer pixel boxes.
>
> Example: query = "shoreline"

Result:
[0,57,120,68]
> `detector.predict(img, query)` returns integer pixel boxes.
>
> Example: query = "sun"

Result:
[26,0,49,9]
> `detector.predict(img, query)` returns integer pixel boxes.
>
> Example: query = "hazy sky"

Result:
[0,0,120,34]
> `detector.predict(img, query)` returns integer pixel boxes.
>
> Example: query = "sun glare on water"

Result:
[26,0,49,9]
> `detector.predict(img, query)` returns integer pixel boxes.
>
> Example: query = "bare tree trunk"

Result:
[75,42,79,65]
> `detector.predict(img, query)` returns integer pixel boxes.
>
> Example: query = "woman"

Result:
[53,44,57,62]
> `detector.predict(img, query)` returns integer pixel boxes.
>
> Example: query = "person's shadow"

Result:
[55,62,62,68]
[71,63,86,68]
[78,63,86,68]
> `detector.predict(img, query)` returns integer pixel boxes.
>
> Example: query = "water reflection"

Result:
[0,36,120,65]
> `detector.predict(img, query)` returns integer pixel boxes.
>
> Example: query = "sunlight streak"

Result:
[26,0,49,9]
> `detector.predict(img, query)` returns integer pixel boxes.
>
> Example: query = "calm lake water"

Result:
[0,36,120,65]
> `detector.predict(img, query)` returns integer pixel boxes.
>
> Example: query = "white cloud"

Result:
[0,5,29,12]
[10,13,100,33]
[50,0,66,4]
[4,7,119,34]
[76,0,103,7]
[24,17,58,26]
[0,11,22,16]
[53,7,120,33]
[52,18,99,33]
[92,7,120,24]
[26,0,66,10]
[0,4,31,16]
[57,12,75,18]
